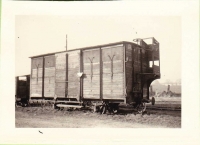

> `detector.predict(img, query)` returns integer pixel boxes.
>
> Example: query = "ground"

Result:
[15,97,181,128]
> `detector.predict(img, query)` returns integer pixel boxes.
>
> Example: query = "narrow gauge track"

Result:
[146,106,181,111]
[119,104,181,111]
[118,104,181,117]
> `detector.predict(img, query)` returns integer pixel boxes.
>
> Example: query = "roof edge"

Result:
[29,41,140,58]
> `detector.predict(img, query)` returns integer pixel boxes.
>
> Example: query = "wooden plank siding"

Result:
[29,40,160,103]
[102,45,125,99]
[125,44,133,103]
[82,49,100,99]
[141,48,148,98]
[67,50,81,100]
[44,55,55,98]
[29,42,143,102]
[132,46,142,91]
[55,52,67,98]
[30,57,43,97]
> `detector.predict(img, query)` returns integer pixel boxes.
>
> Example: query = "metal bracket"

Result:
[88,57,95,81]
[108,55,115,79]
[35,64,40,84]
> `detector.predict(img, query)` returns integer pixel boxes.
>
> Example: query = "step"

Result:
[56,104,83,108]
[56,101,82,104]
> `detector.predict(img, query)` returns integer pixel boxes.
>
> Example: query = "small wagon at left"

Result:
[15,75,30,107]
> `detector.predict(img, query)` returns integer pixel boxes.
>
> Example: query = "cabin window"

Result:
[154,60,159,66]
[149,61,153,68]
[19,76,27,81]
[149,60,159,67]
[142,49,147,64]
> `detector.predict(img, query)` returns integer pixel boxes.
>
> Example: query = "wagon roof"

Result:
[29,41,140,58]
[15,74,30,77]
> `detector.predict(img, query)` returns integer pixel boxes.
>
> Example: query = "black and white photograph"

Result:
[0,0,199,144]
[15,15,181,128]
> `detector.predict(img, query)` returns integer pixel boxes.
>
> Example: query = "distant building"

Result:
[151,80,181,94]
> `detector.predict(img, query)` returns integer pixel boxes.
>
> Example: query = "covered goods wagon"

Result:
[29,37,160,113]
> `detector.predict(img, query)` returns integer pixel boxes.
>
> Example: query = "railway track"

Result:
[146,106,181,111]
[118,104,181,116]
[119,103,181,111]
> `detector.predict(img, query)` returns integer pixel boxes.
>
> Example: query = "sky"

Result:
[15,15,181,83]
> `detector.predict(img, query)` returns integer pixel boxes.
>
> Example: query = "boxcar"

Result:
[29,37,160,113]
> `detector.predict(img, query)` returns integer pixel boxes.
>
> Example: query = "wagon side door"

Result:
[82,49,100,99]
[55,53,67,98]
[44,55,55,98]
[102,45,125,99]
[31,57,43,97]
[67,50,81,100]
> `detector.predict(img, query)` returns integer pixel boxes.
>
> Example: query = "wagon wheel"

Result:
[102,105,107,114]
[82,101,87,108]
[60,107,64,111]
[109,103,119,114]
[136,102,146,114]
[22,102,28,107]
[112,105,119,114]
[87,101,92,107]
[100,104,107,114]
[92,103,97,113]
[22,100,28,107]
[41,100,46,108]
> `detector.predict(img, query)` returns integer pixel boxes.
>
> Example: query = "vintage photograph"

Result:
[15,15,181,128]
[1,0,199,144]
